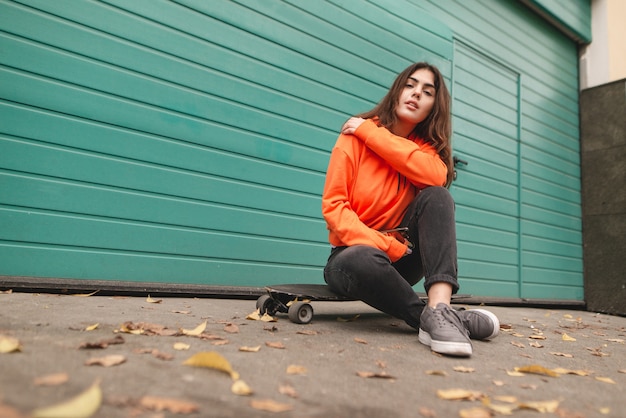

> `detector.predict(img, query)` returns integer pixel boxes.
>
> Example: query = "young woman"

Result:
[321,62,499,356]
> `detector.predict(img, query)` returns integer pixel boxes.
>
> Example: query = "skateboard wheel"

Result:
[256,295,276,315]
[288,302,314,324]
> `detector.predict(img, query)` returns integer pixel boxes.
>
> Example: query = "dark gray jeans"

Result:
[323,186,459,329]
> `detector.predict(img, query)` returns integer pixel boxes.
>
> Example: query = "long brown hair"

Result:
[357,62,454,186]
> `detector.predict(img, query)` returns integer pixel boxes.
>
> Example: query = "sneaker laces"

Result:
[435,304,470,337]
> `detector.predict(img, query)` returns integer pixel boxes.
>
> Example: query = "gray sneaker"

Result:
[457,308,500,340]
[418,303,472,357]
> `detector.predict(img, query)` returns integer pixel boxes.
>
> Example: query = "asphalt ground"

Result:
[0,291,625,417]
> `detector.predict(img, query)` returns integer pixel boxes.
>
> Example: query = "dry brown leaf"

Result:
[354,337,368,344]
[0,335,22,353]
[418,406,437,417]
[453,366,475,373]
[0,401,23,418]
[146,295,162,304]
[511,332,525,338]
[278,384,299,398]
[173,342,190,351]
[528,334,546,340]
[619,369,626,374]
[356,371,395,379]
[605,338,624,343]
[84,354,126,367]
[211,340,229,346]
[515,365,559,377]
[561,333,576,342]
[265,341,285,349]
[425,370,448,376]
[459,406,492,418]
[171,310,191,315]
[239,345,261,352]
[436,388,483,401]
[492,380,505,386]
[79,335,125,349]
[231,379,253,396]
[118,321,177,336]
[518,399,560,413]
[286,365,307,375]
[510,341,524,349]
[139,396,199,414]
[550,351,573,358]
[250,399,293,413]
[151,350,174,361]
[223,323,239,334]
[595,376,616,384]
[181,320,207,336]
[296,329,318,335]
[183,351,239,380]
[0,289,12,294]
[553,368,590,376]
[529,341,543,348]
[84,323,99,331]
[34,372,69,387]
[31,379,101,418]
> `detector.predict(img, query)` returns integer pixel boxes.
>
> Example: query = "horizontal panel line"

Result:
[0,240,324,269]
[0,169,321,220]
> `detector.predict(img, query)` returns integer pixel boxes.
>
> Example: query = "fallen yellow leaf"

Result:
[515,365,559,377]
[246,310,261,320]
[595,376,616,384]
[260,313,277,322]
[223,323,239,334]
[181,320,207,336]
[0,335,21,353]
[183,351,239,380]
[562,333,577,342]
[600,407,611,415]
[173,342,190,351]
[459,406,492,418]
[231,379,253,396]
[250,399,293,413]
[139,396,199,414]
[146,295,162,304]
[84,354,126,367]
[286,365,307,375]
[552,368,590,376]
[436,388,483,401]
[239,345,261,352]
[84,323,99,332]
[31,379,101,418]
[71,290,99,297]
[518,399,559,413]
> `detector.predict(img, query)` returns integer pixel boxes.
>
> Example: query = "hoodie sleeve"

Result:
[321,136,409,262]
[353,119,447,187]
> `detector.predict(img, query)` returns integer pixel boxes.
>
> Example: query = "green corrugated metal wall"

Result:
[0,0,586,300]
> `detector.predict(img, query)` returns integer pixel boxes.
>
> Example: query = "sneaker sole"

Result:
[468,309,500,340]
[418,330,472,357]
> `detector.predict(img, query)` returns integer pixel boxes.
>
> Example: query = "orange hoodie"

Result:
[321,119,447,262]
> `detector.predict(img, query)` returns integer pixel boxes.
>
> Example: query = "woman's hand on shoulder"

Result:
[341,117,366,135]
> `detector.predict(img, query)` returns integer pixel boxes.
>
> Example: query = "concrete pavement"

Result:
[0,291,625,417]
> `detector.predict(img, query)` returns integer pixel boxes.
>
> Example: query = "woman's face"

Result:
[394,68,436,134]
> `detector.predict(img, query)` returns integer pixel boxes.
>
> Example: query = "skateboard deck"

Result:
[256,283,470,324]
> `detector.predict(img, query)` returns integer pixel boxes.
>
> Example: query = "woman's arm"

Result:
[343,118,447,187]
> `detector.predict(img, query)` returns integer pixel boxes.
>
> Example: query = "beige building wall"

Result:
[580,0,626,89]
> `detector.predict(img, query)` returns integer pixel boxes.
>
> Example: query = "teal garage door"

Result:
[418,0,585,301]
[0,0,454,287]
